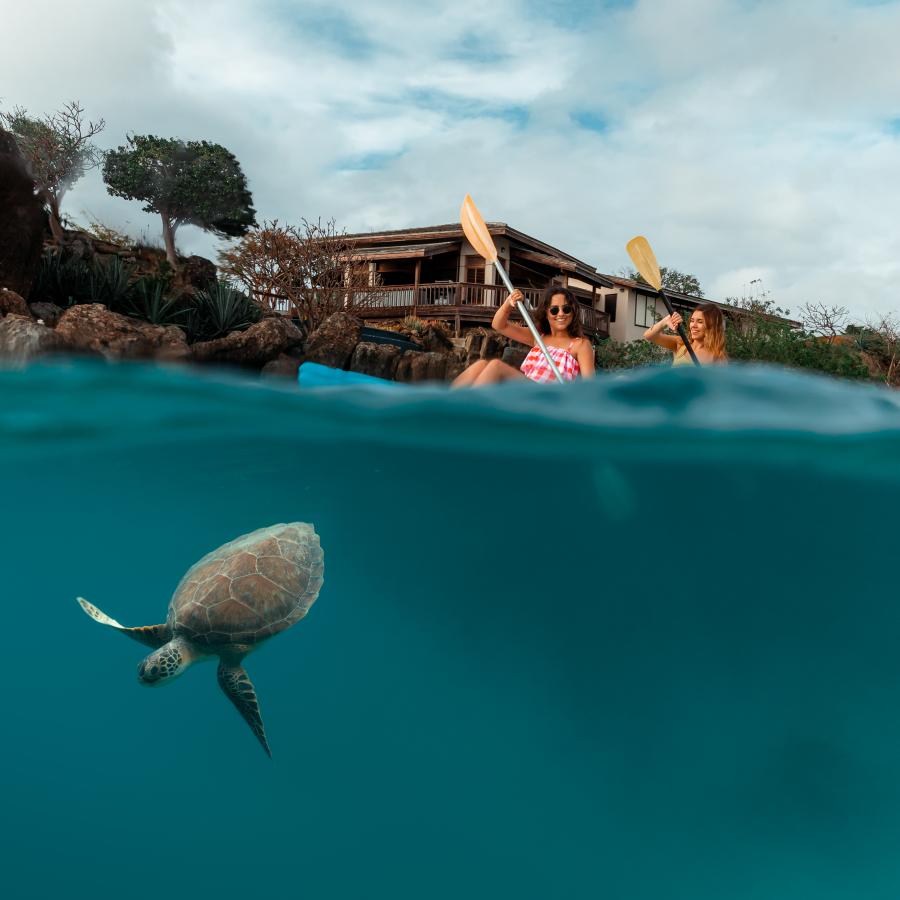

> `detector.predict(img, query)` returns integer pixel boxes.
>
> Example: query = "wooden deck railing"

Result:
[261,282,609,337]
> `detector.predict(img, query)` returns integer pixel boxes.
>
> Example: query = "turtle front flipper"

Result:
[217,661,271,758]
[76,597,170,649]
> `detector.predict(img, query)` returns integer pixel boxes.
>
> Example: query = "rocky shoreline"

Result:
[1,124,521,383]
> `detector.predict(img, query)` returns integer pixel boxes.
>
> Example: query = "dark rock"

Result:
[395,351,449,383]
[62,234,95,263]
[261,353,302,379]
[28,302,63,327]
[501,344,529,369]
[412,324,454,354]
[464,327,506,365]
[304,312,362,370]
[191,317,304,368]
[0,128,46,298]
[349,341,401,380]
[445,349,467,381]
[0,314,64,363]
[0,288,32,318]
[177,255,217,292]
[55,303,190,361]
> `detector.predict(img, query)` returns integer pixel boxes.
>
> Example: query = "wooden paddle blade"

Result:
[626,236,662,291]
[460,194,498,263]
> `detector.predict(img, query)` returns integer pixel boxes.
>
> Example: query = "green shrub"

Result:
[594,338,671,370]
[126,275,187,327]
[91,256,134,312]
[32,250,95,307]
[187,280,260,342]
[726,315,871,380]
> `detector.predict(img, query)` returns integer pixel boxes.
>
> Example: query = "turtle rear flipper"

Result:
[217,662,271,758]
[76,597,170,649]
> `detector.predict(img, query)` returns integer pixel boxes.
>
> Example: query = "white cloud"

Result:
[2,0,900,321]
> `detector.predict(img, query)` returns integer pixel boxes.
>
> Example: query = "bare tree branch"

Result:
[801,301,850,342]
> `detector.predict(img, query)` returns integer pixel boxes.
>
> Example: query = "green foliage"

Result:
[187,281,261,342]
[0,101,104,232]
[725,302,871,380]
[32,251,95,307]
[594,337,671,370]
[626,267,703,297]
[126,276,187,327]
[103,135,257,239]
[91,257,134,312]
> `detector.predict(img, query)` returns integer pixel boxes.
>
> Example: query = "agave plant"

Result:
[189,280,261,342]
[32,250,94,307]
[127,275,187,327]
[90,256,134,312]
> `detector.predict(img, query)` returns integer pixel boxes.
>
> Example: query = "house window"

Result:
[634,293,659,328]
[465,256,485,284]
[604,294,617,323]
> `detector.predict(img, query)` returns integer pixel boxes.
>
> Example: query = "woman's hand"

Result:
[506,289,524,310]
[666,312,683,332]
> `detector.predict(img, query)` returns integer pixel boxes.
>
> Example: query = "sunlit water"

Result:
[4,359,900,899]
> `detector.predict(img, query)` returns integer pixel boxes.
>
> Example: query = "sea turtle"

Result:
[76,522,324,757]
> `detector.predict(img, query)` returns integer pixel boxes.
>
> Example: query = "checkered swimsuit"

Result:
[520,341,581,383]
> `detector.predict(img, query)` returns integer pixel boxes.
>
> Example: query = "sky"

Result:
[2,0,900,321]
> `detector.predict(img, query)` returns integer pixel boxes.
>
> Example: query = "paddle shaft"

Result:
[493,262,565,384]
[658,288,701,366]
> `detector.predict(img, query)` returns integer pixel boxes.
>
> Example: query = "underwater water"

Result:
[4,359,900,899]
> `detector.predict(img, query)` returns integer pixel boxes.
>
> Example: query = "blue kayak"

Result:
[297,362,398,388]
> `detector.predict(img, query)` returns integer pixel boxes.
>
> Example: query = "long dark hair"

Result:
[534,284,583,337]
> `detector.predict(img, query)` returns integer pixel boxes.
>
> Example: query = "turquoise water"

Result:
[4,359,900,899]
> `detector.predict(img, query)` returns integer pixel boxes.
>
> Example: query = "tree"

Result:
[625,266,703,297]
[103,135,256,268]
[800,301,851,343]
[0,100,105,241]
[219,218,378,336]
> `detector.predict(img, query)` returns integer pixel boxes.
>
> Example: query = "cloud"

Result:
[1,0,899,321]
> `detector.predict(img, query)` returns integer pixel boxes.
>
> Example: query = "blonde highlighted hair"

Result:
[693,303,727,360]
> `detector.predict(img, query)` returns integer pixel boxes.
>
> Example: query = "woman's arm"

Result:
[575,337,596,379]
[643,313,681,351]
[492,290,535,345]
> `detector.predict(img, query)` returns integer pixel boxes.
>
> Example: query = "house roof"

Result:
[344,223,615,288]
[350,240,460,261]
[603,275,801,327]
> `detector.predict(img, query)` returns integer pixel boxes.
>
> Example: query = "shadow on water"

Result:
[4,360,900,898]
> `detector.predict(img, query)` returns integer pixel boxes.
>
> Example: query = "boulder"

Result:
[395,351,449,383]
[501,344,529,369]
[0,314,64,363]
[28,302,63,327]
[464,327,506,365]
[176,255,217,292]
[349,341,401,380]
[191,317,304,368]
[0,128,46,298]
[55,303,190,361]
[411,324,454,354]
[261,353,302,379]
[0,288,32,318]
[304,312,362,369]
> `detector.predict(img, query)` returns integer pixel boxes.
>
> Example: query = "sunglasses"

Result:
[549,305,573,315]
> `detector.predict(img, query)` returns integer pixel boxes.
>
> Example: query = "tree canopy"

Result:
[0,100,105,240]
[103,134,256,267]
[626,266,703,297]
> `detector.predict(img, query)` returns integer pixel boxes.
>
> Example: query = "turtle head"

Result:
[137,639,194,687]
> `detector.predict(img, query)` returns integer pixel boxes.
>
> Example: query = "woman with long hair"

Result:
[643,302,728,365]
[452,284,596,387]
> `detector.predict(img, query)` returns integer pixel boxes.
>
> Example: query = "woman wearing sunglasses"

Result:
[452,285,596,387]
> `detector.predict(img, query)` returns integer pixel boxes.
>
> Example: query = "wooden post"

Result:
[414,258,421,317]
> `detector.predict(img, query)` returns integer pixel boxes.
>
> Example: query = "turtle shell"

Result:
[166,523,324,648]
